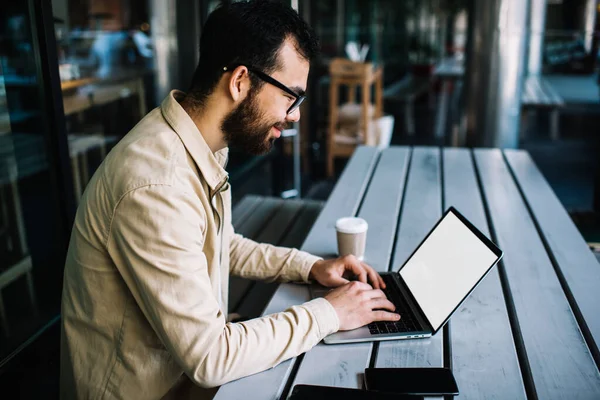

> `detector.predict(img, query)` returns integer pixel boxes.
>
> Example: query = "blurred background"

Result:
[0,0,599,395]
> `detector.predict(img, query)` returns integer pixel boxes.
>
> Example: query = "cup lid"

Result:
[335,217,368,234]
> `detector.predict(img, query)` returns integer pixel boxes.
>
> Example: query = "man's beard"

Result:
[221,90,286,155]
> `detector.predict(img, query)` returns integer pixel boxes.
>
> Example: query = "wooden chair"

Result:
[327,59,383,178]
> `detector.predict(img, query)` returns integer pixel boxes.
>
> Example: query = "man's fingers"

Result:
[372,310,401,322]
[361,262,384,290]
[327,275,350,287]
[378,273,386,289]
[354,267,367,284]
[367,268,381,289]
[364,288,386,300]
[348,280,372,291]
[370,298,396,312]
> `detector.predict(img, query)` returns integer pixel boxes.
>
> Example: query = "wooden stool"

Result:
[327,58,383,177]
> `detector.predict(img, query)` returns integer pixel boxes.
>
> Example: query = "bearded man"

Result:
[59,2,398,399]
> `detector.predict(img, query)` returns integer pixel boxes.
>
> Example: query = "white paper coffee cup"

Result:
[335,217,368,260]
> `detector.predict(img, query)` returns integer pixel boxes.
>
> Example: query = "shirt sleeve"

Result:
[228,227,323,283]
[107,185,339,388]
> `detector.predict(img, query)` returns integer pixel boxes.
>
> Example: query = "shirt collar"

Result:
[160,90,229,190]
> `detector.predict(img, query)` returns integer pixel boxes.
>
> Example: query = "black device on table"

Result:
[289,384,423,400]
[364,367,459,396]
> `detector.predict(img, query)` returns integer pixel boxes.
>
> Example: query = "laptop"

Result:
[311,206,503,344]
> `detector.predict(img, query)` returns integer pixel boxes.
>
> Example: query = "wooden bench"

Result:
[228,195,324,321]
[521,75,565,140]
[430,59,566,143]
[383,75,432,136]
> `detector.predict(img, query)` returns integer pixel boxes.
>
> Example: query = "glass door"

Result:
[0,0,73,364]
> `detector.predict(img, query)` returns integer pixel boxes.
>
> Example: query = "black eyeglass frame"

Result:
[223,65,306,115]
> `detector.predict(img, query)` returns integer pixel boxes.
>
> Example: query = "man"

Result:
[60,1,399,399]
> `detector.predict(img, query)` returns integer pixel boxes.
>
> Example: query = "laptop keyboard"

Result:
[367,274,420,335]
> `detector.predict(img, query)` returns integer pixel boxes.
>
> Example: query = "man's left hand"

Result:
[309,255,385,290]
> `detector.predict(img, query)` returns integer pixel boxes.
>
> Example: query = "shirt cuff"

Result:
[292,251,323,283]
[301,297,340,338]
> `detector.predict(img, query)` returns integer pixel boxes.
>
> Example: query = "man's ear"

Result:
[227,65,251,102]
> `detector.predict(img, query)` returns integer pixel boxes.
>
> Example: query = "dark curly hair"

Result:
[187,0,319,106]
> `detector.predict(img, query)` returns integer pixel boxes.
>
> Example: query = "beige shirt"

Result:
[60,91,339,399]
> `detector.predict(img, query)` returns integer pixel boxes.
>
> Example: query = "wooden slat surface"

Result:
[504,149,600,363]
[232,195,262,229]
[254,199,304,245]
[239,200,325,320]
[443,148,526,399]
[474,149,600,399]
[214,290,313,400]
[359,147,411,272]
[218,145,600,399]
[235,200,305,319]
[391,147,442,269]
[375,147,443,398]
[229,195,271,314]
[281,200,324,249]
[301,146,380,258]
[215,147,380,400]
[522,76,564,107]
[289,147,410,391]
[229,197,283,312]
[235,197,283,238]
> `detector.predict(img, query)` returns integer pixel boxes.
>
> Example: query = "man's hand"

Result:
[309,255,385,289]
[324,281,400,331]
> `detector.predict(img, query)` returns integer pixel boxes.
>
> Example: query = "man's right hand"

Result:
[323,281,400,331]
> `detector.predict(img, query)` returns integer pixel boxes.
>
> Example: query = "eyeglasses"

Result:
[223,65,306,115]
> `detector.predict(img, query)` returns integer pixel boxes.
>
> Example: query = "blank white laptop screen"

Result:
[399,211,499,331]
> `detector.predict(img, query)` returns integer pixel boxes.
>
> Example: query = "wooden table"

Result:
[216,146,600,399]
[61,73,147,118]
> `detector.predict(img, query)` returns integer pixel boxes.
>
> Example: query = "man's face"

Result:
[221,39,309,155]
[221,86,284,155]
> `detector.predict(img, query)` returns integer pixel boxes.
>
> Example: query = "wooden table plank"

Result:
[229,197,283,312]
[391,147,442,269]
[235,200,306,319]
[443,148,526,399]
[255,199,304,245]
[376,147,444,386]
[215,146,380,400]
[301,146,380,257]
[504,149,600,364]
[289,147,410,391]
[232,195,262,229]
[229,195,265,314]
[236,197,283,238]
[360,147,411,272]
[280,200,324,249]
[474,149,600,399]
[217,285,312,400]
